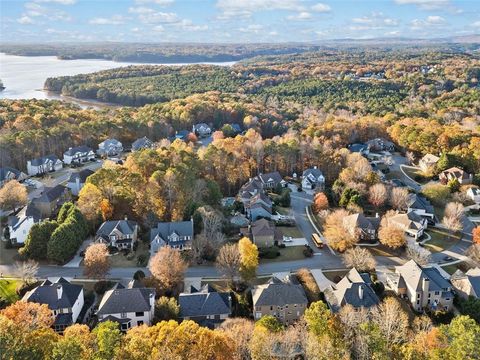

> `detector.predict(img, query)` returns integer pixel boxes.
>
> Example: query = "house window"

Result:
[137,321,144,326]
[135,311,144,317]
[435,291,439,295]
[121,312,127,319]
[270,306,273,310]
[427,300,430,305]
[428,293,431,298]
[416,300,420,305]
[417,294,420,298]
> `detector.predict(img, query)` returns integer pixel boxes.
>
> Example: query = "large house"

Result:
[252,276,308,325]
[439,167,473,185]
[419,154,440,172]
[386,260,453,312]
[243,218,282,248]
[150,219,194,253]
[343,213,380,243]
[366,138,395,152]
[324,268,380,312]
[7,204,42,245]
[66,169,94,196]
[407,194,435,224]
[247,192,273,221]
[467,187,480,204]
[32,185,71,218]
[97,138,123,157]
[257,171,285,189]
[450,268,480,300]
[96,219,139,250]
[389,211,427,240]
[0,167,27,187]
[179,284,232,329]
[63,145,95,165]
[238,178,264,208]
[97,282,155,331]
[23,278,84,333]
[131,136,154,151]
[192,123,212,137]
[27,155,63,176]
[301,167,325,190]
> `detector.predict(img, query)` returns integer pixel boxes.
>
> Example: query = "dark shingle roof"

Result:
[64,145,93,156]
[97,287,155,315]
[29,154,60,167]
[252,276,308,307]
[131,136,153,151]
[0,167,24,182]
[8,203,41,229]
[150,220,193,242]
[257,172,283,185]
[68,169,94,183]
[96,219,137,237]
[407,194,434,214]
[179,284,231,318]
[34,184,67,203]
[23,277,83,310]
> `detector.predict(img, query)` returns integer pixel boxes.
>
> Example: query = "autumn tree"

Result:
[442,202,464,236]
[378,210,407,249]
[324,209,359,252]
[368,183,388,207]
[216,243,241,286]
[0,180,27,212]
[84,243,110,279]
[99,198,113,221]
[0,301,54,331]
[51,324,96,360]
[313,192,329,213]
[218,318,254,360]
[77,183,102,223]
[342,247,376,272]
[154,296,180,323]
[14,259,39,285]
[473,226,480,245]
[92,321,122,360]
[389,187,409,210]
[149,247,188,294]
[238,237,258,282]
[435,316,480,360]
[372,297,409,348]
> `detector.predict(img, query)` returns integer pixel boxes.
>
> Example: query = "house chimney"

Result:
[422,276,429,293]
[149,292,155,309]
[313,165,317,169]
[124,214,128,221]
[375,213,379,218]
[56,285,63,300]
[358,285,364,300]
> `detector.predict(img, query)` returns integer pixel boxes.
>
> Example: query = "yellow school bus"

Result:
[311,233,323,248]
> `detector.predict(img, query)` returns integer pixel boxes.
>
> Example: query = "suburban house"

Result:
[97,282,155,331]
[389,211,427,240]
[131,136,154,151]
[247,192,273,220]
[467,187,480,204]
[419,154,440,172]
[150,220,194,253]
[439,167,473,185]
[63,145,95,165]
[348,143,369,155]
[32,185,71,218]
[366,138,395,152]
[230,213,249,227]
[23,278,84,333]
[256,171,285,189]
[407,194,435,224]
[343,213,380,243]
[386,260,454,312]
[171,130,191,142]
[27,155,63,176]
[96,219,139,250]
[97,138,123,157]
[252,276,308,325]
[231,123,242,134]
[178,284,232,328]
[324,268,380,312]
[7,204,42,245]
[66,168,94,196]
[238,178,264,208]
[192,123,212,137]
[0,167,27,187]
[301,167,325,190]
[243,218,282,248]
[450,268,480,300]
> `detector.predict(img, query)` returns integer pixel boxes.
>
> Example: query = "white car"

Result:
[283,236,293,242]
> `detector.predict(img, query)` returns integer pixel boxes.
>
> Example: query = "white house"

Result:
[95,219,139,250]
[192,123,212,137]
[0,167,27,188]
[27,155,63,176]
[150,219,194,254]
[97,282,155,331]
[131,136,154,151]
[467,187,480,204]
[63,145,95,165]
[97,138,123,157]
[66,169,94,196]
[7,204,42,245]
[23,278,84,333]
[301,166,325,190]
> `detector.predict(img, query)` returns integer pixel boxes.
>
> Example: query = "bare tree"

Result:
[406,240,431,265]
[466,244,480,265]
[324,209,359,252]
[342,247,376,272]
[0,180,27,212]
[390,187,409,210]
[218,318,254,360]
[371,297,409,347]
[83,243,110,279]
[368,183,388,207]
[199,206,224,242]
[149,247,188,294]
[406,151,415,165]
[216,243,241,285]
[442,202,464,237]
[15,260,39,285]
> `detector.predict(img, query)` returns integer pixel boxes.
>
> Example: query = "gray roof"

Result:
[97,286,155,315]
[96,219,138,238]
[68,169,94,183]
[150,220,193,242]
[343,213,380,232]
[348,143,367,153]
[0,167,24,182]
[34,184,67,203]
[396,260,451,293]
[99,138,122,147]
[8,203,42,229]
[23,277,83,310]
[407,194,434,214]
[250,192,273,207]
[179,284,231,318]
[29,154,61,166]
[252,276,308,307]
[257,172,283,186]
[64,145,93,156]
[302,168,323,180]
[131,136,153,151]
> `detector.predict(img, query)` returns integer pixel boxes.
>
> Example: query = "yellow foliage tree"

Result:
[238,237,259,282]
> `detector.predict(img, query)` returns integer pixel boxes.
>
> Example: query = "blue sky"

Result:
[1,0,479,43]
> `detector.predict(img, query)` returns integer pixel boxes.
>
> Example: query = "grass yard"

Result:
[260,245,306,263]
[441,262,472,275]
[278,226,303,238]
[0,279,19,304]
[367,244,403,257]
[103,241,150,268]
[423,228,460,253]
[0,243,21,266]
[385,170,402,180]
[275,206,292,215]
[402,166,431,184]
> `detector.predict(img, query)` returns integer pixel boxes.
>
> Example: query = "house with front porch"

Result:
[7,204,42,245]
[95,219,139,250]
[150,219,194,254]
[27,155,63,176]
[0,167,27,188]
[63,145,95,165]
[343,213,380,243]
[97,138,123,157]
[407,194,435,224]
[301,167,325,190]
[467,187,480,204]
[389,211,427,240]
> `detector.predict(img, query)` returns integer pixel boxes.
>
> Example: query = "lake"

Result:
[0,53,235,107]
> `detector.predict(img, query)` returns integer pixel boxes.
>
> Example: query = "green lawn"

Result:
[278,226,303,238]
[385,170,402,180]
[423,228,460,253]
[441,262,472,275]
[367,244,403,257]
[260,246,306,263]
[0,243,21,266]
[0,279,19,304]
[402,166,431,184]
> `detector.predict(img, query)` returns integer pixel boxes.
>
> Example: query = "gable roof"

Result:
[452,268,480,298]
[179,284,231,318]
[97,286,155,315]
[302,168,324,180]
[131,136,153,151]
[390,211,425,231]
[8,203,42,229]
[34,184,68,203]
[440,167,470,180]
[150,220,193,242]
[396,260,451,293]
[468,188,480,196]
[29,154,61,166]
[250,192,273,207]
[99,138,122,148]
[407,194,434,214]
[68,169,94,184]
[64,145,93,156]
[0,167,25,182]
[343,213,380,232]
[97,219,137,237]
[251,218,275,237]
[252,276,308,307]
[420,153,440,164]
[23,277,83,310]
[257,172,282,185]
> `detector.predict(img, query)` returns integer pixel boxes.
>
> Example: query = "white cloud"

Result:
[216,0,303,18]
[89,15,126,25]
[17,16,35,24]
[426,15,446,24]
[394,0,449,10]
[239,24,264,33]
[22,2,72,21]
[410,15,446,29]
[34,0,76,4]
[134,0,174,5]
[472,21,480,28]
[128,6,155,14]
[153,25,165,31]
[287,12,312,21]
[350,13,398,30]
[269,31,278,36]
[311,3,331,13]
[176,19,208,31]
[138,11,179,24]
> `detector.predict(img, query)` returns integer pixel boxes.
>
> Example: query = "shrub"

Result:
[296,269,321,303]
[137,254,148,267]
[94,280,114,295]
[259,247,280,259]
[126,252,135,261]
[303,245,314,257]
[133,270,146,280]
